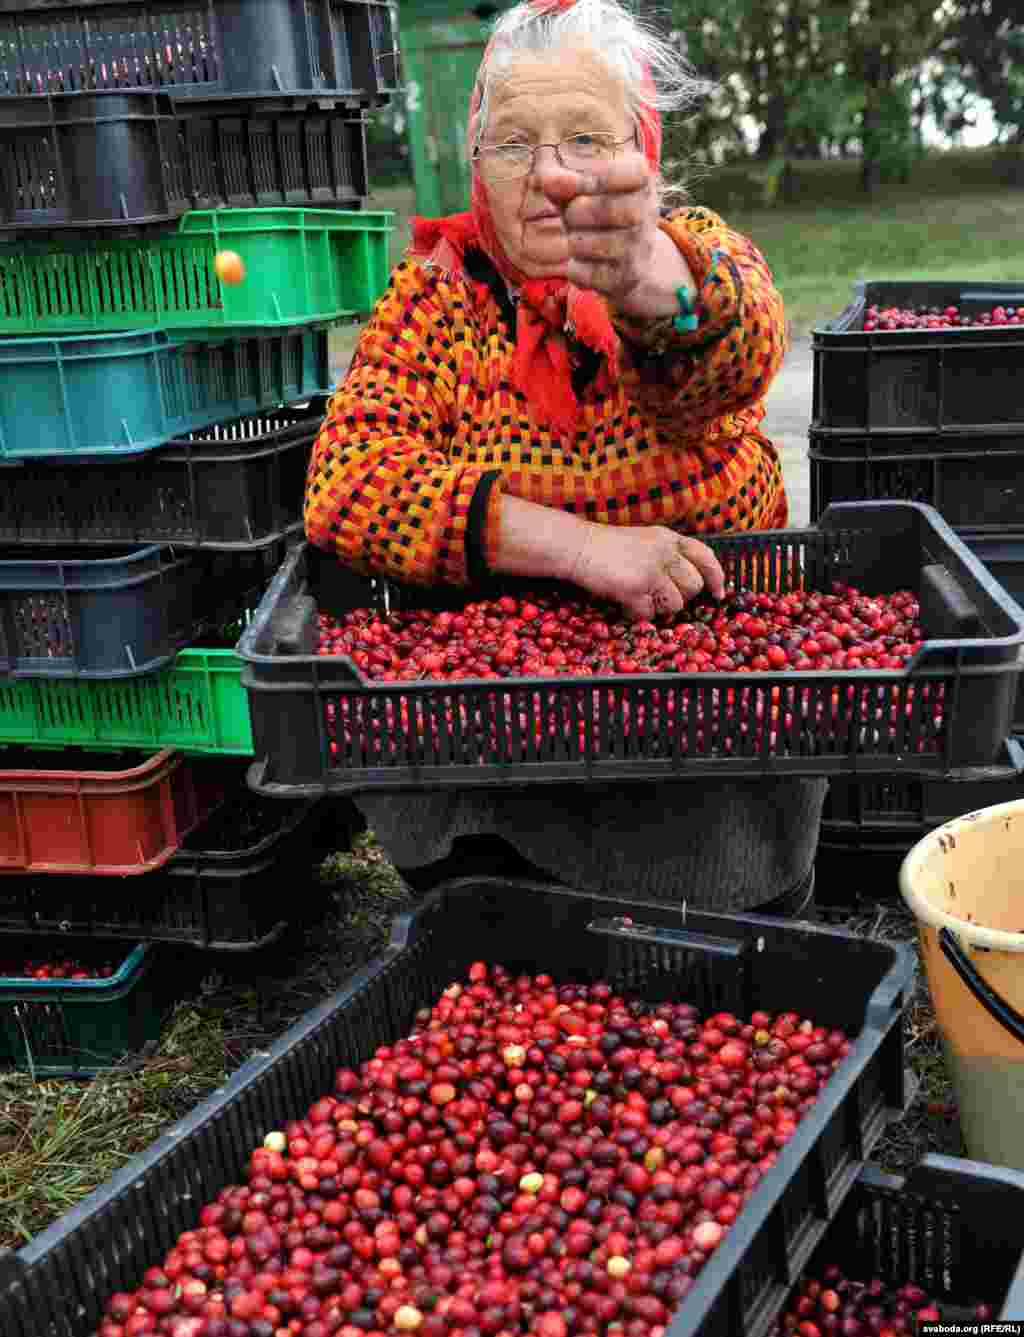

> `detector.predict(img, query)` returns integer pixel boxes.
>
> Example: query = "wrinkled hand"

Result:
[541,156,662,306]
[568,523,726,621]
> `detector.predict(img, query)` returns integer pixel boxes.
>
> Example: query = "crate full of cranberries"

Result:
[0,878,916,1337]
[811,278,1024,437]
[769,1155,1024,1333]
[236,502,1024,796]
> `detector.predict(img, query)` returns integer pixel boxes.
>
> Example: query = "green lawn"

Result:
[363,180,1024,339]
[730,190,1024,334]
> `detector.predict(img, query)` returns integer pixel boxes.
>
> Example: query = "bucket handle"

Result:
[939,927,1024,1046]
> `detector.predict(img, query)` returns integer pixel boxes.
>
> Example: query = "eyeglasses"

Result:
[473,129,640,182]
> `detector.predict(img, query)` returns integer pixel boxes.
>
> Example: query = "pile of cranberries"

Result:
[316,586,923,682]
[2,953,116,981]
[771,1266,995,1335]
[96,962,854,1337]
[862,301,1024,331]
[314,584,944,760]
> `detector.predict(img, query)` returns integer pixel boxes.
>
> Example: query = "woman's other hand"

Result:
[568,523,725,620]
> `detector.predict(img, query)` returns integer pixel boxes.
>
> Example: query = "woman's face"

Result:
[478,46,636,279]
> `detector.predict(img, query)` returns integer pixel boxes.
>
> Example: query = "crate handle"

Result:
[939,926,1024,1046]
[586,916,752,963]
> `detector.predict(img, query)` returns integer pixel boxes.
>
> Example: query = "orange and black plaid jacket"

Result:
[304,206,790,588]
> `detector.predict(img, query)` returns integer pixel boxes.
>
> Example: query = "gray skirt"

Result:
[355,779,828,912]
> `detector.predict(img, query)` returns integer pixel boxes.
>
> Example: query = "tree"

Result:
[670,0,847,163]
[815,0,946,190]
[668,0,947,192]
[934,1,1024,148]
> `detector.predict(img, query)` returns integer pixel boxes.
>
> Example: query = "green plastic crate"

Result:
[0,209,395,335]
[0,939,181,1078]
[0,649,253,755]
[0,325,330,460]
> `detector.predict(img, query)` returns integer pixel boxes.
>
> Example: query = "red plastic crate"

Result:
[0,748,228,875]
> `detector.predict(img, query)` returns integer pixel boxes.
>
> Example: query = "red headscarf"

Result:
[409,0,662,438]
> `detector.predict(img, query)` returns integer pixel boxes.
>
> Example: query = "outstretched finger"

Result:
[564,185,652,232]
[541,155,650,209]
[570,157,651,199]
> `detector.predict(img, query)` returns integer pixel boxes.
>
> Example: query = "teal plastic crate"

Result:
[0,939,181,1078]
[0,649,253,754]
[0,209,395,334]
[0,326,331,460]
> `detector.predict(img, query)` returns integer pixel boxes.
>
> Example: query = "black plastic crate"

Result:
[0,877,914,1337]
[812,280,1024,436]
[0,89,191,228]
[0,541,283,678]
[773,1156,1024,1325]
[0,91,372,231]
[812,843,904,917]
[0,403,326,550]
[964,530,1024,733]
[808,428,1024,532]
[238,502,1024,796]
[180,100,369,208]
[0,0,401,103]
[821,741,1024,845]
[0,790,361,949]
[816,735,1024,913]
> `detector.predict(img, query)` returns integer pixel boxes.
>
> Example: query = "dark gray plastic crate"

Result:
[0,90,371,229]
[0,89,190,228]
[809,429,1024,533]
[239,502,1024,795]
[0,0,401,102]
[822,744,1024,848]
[0,541,284,678]
[180,100,369,208]
[0,403,326,549]
[813,280,1024,436]
[964,531,1024,734]
[778,1156,1024,1326]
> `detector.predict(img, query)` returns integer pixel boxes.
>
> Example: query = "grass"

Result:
[732,190,1024,335]
[0,831,412,1254]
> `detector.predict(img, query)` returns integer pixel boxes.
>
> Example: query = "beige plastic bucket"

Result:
[901,798,1024,1169]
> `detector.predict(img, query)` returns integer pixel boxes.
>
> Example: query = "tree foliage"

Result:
[666,0,949,190]
[932,0,1024,144]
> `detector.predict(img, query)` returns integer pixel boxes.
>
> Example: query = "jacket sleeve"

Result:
[303,259,504,588]
[611,206,788,431]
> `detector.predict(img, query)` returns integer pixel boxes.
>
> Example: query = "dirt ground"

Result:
[761,334,813,526]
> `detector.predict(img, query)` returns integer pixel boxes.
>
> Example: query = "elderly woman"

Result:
[304,0,827,914]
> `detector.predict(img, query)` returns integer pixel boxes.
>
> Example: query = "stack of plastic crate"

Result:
[807,281,1024,909]
[0,0,391,1075]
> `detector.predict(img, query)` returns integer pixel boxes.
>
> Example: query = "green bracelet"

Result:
[672,285,699,333]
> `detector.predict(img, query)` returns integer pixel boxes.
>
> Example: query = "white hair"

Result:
[473,0,714,151]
